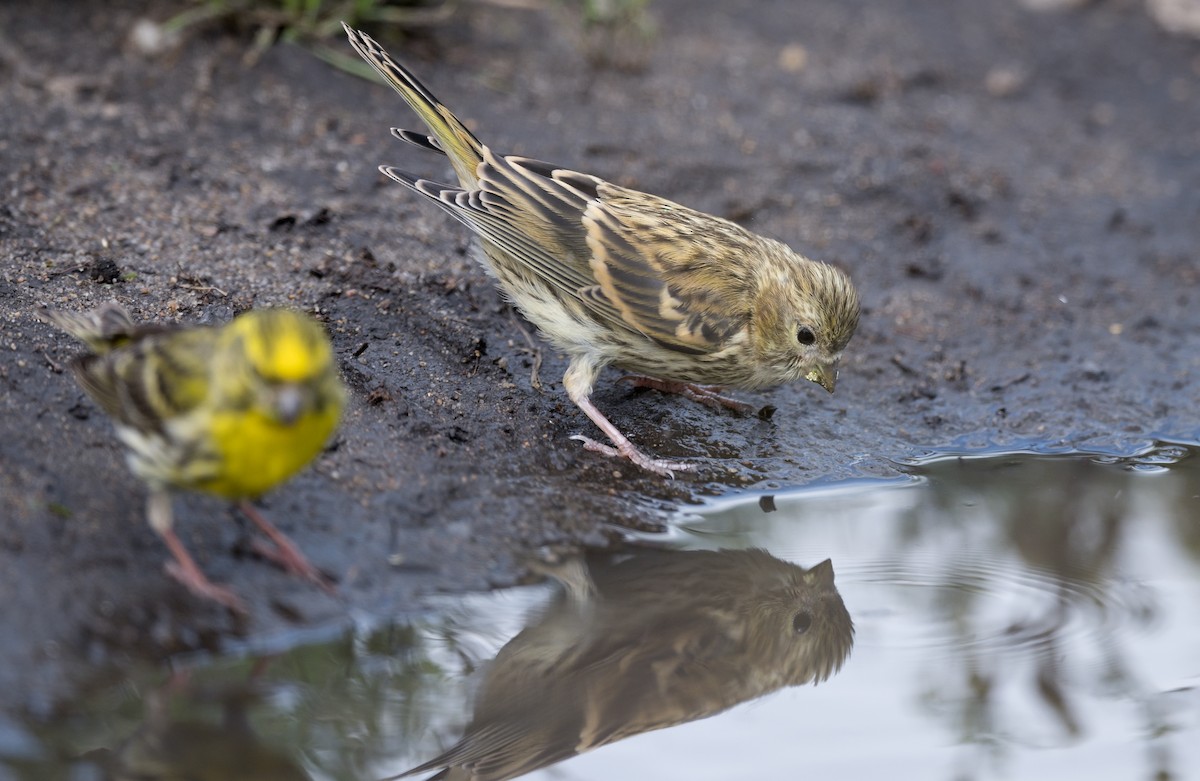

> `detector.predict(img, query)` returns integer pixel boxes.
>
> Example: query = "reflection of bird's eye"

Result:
[792,611,813,635]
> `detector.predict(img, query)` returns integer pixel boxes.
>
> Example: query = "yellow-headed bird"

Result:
[41,303,345,613]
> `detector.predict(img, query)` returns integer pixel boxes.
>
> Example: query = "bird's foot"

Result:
[617,375,758,415]
[158,526,248,613]
[570,435,696,478]
[248,537,337,595]
[163,560,248,614]
[240,502,337,595]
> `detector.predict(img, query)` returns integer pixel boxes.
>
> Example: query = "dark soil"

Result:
[1,0,1197,714]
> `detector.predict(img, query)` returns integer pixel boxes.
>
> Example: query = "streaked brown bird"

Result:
[385,547,854,781]
[345,25,860,476]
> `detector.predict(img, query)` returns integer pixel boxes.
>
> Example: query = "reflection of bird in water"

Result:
[86,676,310,781]
[390,547,854,781]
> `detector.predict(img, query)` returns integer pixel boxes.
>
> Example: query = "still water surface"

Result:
[6,442,1199,780]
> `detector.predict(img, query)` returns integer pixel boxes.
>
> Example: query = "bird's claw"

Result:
[163,561,248,614]
[570,435,696,478]
[249,538,338,595]
[239,501,337,596]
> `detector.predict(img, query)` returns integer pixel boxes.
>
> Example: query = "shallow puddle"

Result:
[5,442,1199,780]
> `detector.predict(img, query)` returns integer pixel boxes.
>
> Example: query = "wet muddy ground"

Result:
[0,0,1197,715]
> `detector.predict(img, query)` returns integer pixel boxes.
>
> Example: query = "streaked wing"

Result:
[381,149,630,327]
[581,184,754,355]
[385,145,754,355]
[73,328,215,435]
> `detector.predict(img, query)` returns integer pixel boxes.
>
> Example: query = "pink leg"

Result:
[160,527,248,614]
[567,394,696,478]
[563,357,696,477]
[239,502,337,595]
[146,491,247,613]
[617,375,758,415]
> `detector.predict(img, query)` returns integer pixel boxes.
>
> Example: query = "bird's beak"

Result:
[805,363,838,394]
[273,384,305,425]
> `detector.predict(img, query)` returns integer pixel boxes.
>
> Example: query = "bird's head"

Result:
[751,256,859,392]
[226,309,341,426]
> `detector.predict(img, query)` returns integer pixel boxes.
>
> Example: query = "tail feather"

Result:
[377,165,486,226]
[344,24,484,188]
[392,127,445,154]
[38,302,139,353]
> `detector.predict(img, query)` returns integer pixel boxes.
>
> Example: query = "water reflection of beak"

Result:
[273,384,305,425]
[806,363,838,394]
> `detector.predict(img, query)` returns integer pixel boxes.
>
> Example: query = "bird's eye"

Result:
[797,326,816,346]
[792,611,813,635]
